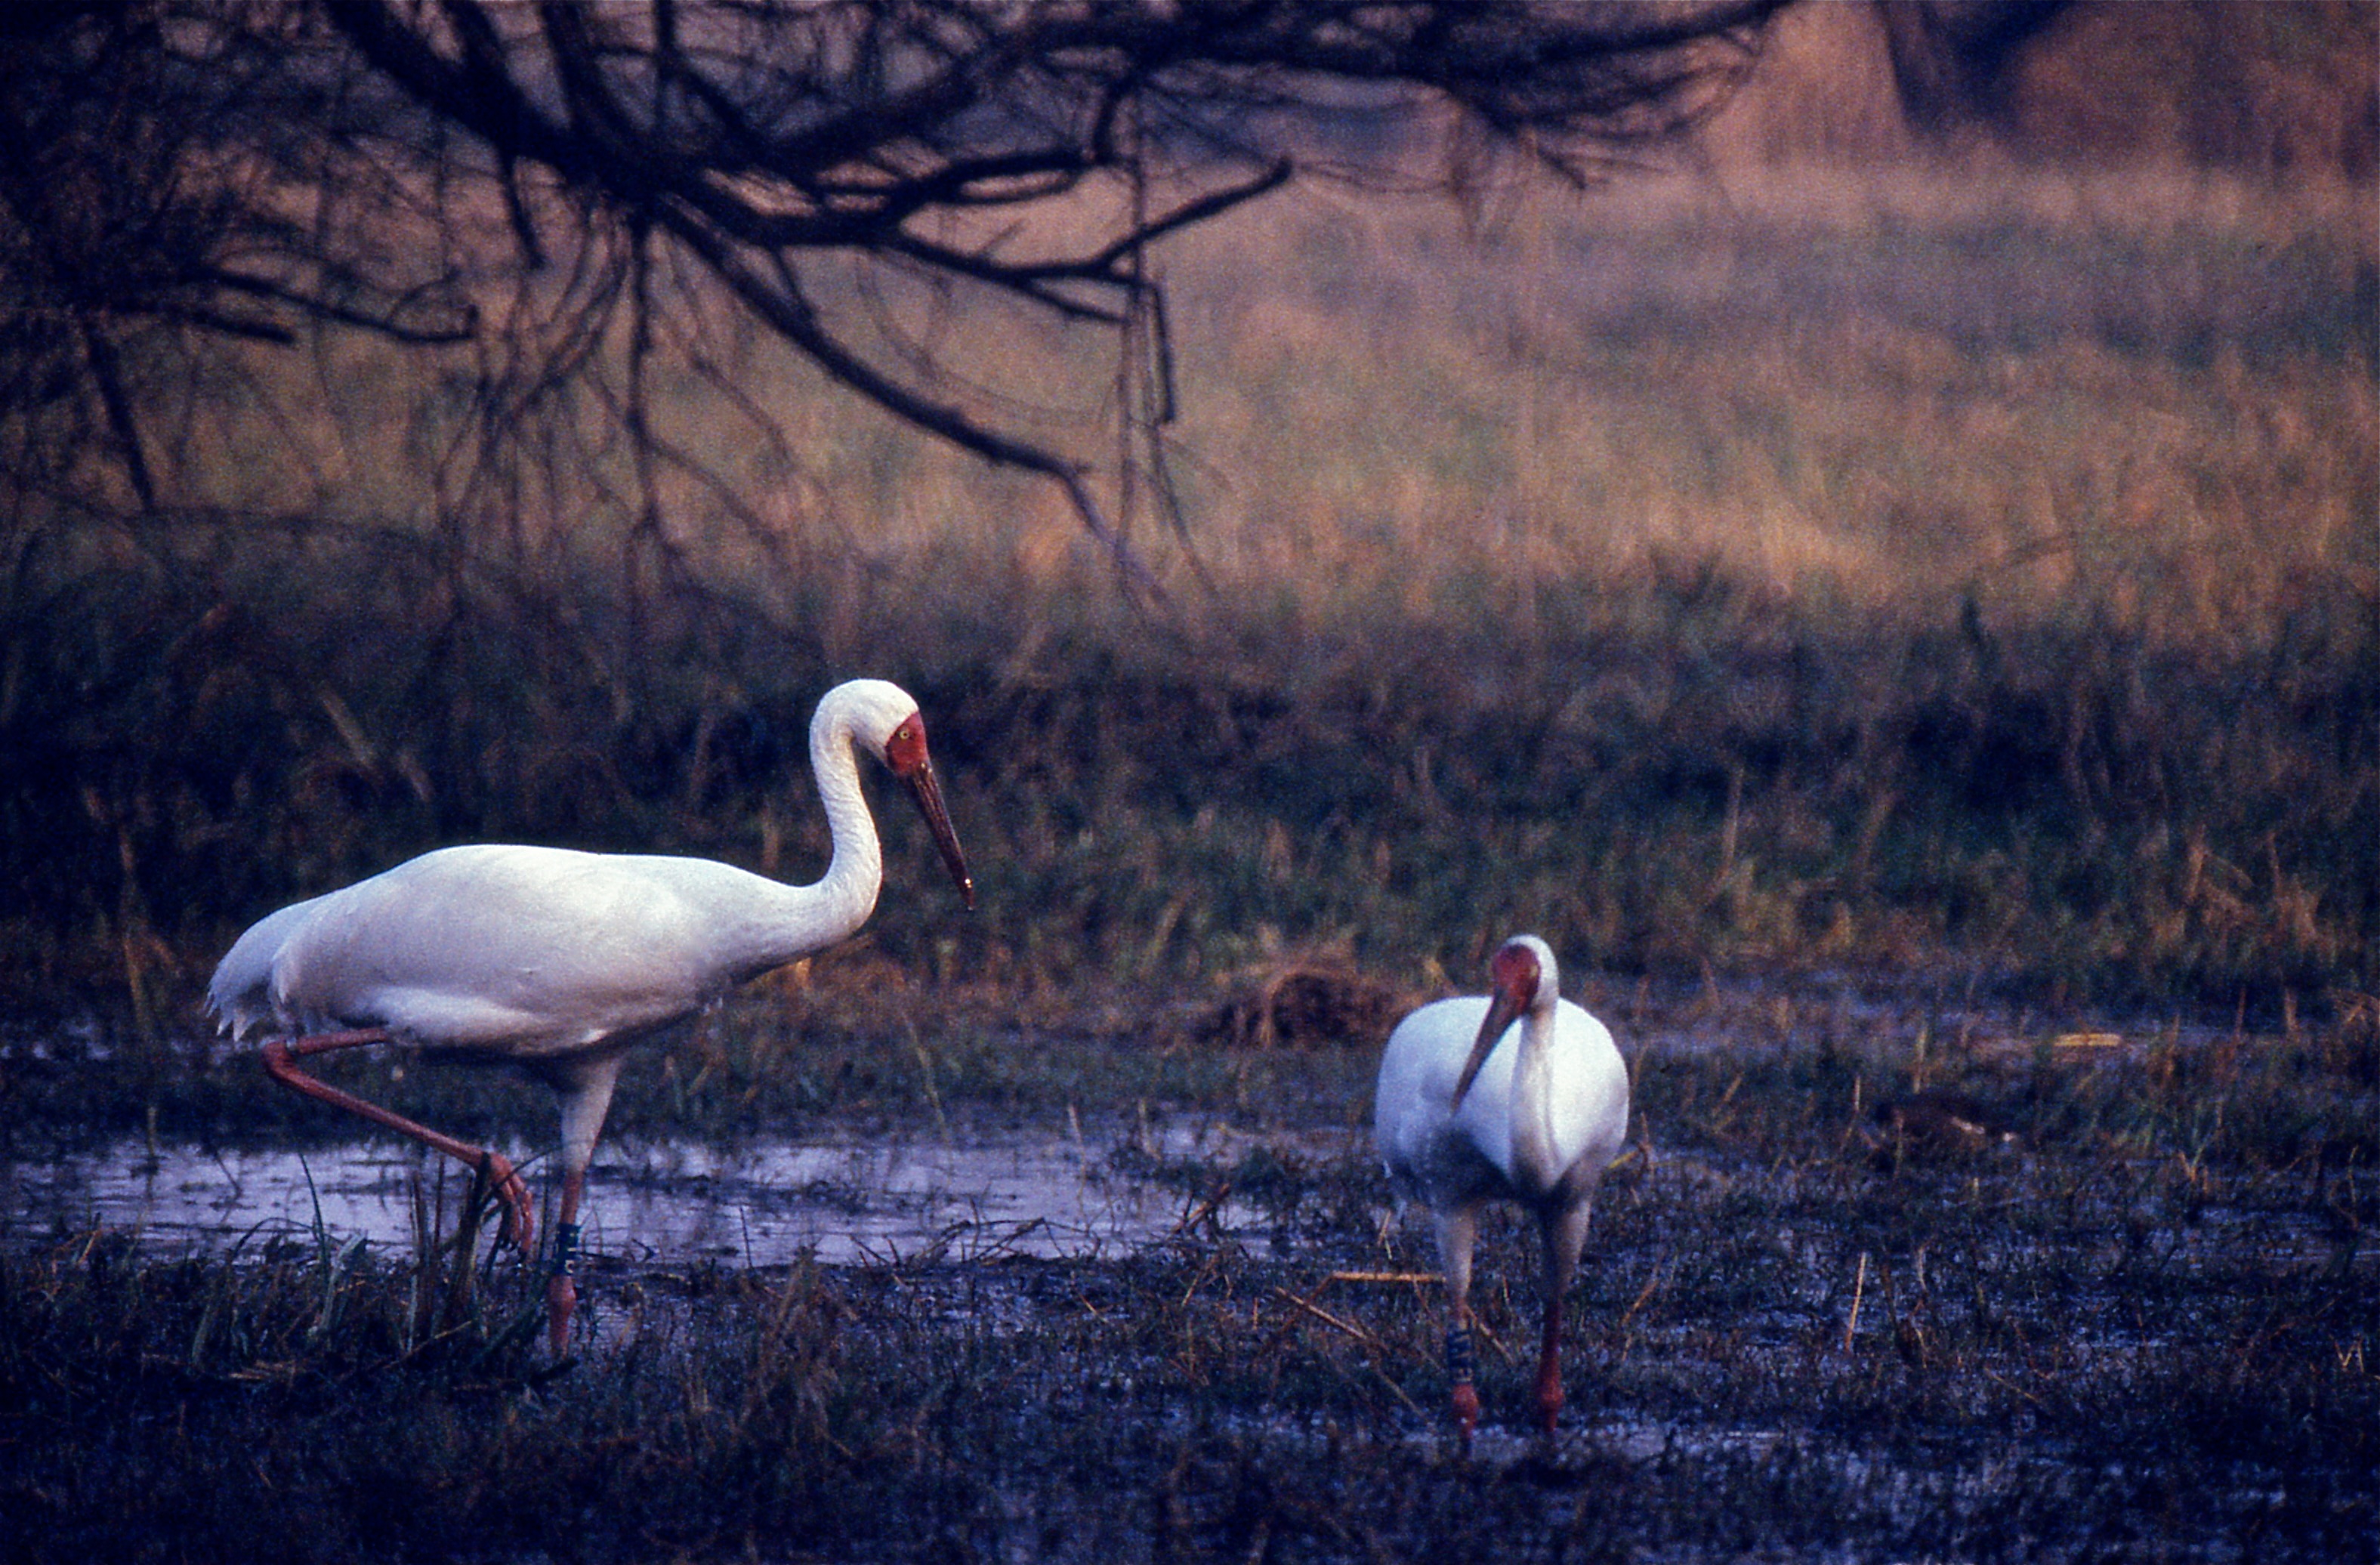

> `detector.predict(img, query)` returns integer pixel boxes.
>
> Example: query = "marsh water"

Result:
[0,1119,1332,1265]
[5,1010,2372,1565]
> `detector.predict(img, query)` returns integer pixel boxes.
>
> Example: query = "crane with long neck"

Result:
[1375,934,1631,1446]
[209,678,973,1354]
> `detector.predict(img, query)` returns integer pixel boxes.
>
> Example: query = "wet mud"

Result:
[2,1000,2374,1563]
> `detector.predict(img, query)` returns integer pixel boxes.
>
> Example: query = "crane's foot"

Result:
[1535,1301,1566,1434]
[1534,1350,1567,1434]
[1446,1323,1480,1453]
[1536,1383,1564,1434]
[1451,1381,1480,1454]
[478,1150,535,1253]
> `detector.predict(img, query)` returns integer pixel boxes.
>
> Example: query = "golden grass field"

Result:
[2,2,2375,1030]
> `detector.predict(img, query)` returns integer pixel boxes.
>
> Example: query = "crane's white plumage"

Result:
[1375,934,1628,1443]
[224,845,848,1054]
[209,678,972,1353]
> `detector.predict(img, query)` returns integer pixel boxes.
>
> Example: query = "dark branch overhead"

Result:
[2,0,1789,556]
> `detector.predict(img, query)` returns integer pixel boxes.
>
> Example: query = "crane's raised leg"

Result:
[262,1030,536,1252]
[1432,1205,1483,1451]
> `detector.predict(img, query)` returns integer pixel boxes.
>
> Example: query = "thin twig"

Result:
[1324,1271,1440,1286]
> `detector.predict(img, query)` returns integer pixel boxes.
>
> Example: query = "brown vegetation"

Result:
[2,141,2372,1043]
[0,2,2372,1039]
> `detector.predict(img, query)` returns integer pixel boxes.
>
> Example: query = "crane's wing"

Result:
[1375,995,1526,1196]
[250,845,778,1053]
[1542,1000,1631,1178]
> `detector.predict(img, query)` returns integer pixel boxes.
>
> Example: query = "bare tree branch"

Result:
[3,0,1789,565]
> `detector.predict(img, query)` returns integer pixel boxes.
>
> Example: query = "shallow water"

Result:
[0,1122,1341,1266]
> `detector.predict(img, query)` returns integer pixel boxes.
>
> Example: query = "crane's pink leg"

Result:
[1534,1295,1565,1433]
[1536,1197,1595,1436]
[262,1031,536,1252]
[545,1165,585,1355]
[1432,1207,1482,1452]
[540,1055,623,1357]
[1447,1314,1481,1450]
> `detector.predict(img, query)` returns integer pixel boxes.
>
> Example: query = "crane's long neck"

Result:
[713,702,887,981]
[679,695,908,991]
[796,705,885,943]
[1505,1001,1564,1190]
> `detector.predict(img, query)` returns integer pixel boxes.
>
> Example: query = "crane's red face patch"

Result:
[884,713,930,776]
[888,711,974,907]
[1489,941,1540,1005]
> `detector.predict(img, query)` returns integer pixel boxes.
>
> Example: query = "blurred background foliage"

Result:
[0,0,2372,1039]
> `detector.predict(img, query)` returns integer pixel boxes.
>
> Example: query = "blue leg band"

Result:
[552,1221,582,1279]
[1445,1325,1476,1385]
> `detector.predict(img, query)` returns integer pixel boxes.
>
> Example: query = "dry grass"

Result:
[0,153,2372,1036]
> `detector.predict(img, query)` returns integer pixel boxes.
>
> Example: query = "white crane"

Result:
[208,678,973,1354]
[1374,934,1630,1446]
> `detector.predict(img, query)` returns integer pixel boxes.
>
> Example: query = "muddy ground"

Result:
[2,980,2375,1563]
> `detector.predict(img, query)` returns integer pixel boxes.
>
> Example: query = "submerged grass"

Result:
[4,1011,2373,1563]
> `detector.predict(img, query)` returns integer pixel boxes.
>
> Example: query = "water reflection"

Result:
[0,1125,1317,1266]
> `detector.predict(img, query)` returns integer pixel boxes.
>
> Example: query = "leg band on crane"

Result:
[552,1221,583,1279]
[1445,1325,1476,1385]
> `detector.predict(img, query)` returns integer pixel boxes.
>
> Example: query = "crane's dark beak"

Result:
[903,760,974,909]
[884,712,974,909]
[1451,986,1523,1109]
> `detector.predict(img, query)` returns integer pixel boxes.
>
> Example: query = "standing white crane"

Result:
[1374,934,1630,1446]
[208,678,974,1355]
